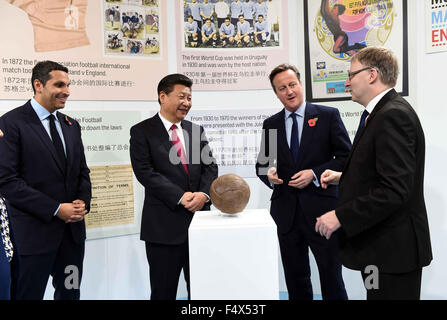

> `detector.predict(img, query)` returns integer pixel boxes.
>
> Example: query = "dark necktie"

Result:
[48,114,66,170]
[290,113,299,163]
[354,110,369,140]
[0,197,13,262]
[171,124,189,175]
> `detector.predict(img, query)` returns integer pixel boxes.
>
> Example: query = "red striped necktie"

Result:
[170,124,189,175]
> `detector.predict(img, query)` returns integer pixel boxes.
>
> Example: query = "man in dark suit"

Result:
[0,61,91,300]
[256,64,351,300]
[130,74,218,300]
[316,46,432,300]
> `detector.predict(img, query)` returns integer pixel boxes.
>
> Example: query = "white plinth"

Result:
[188,209,279,300]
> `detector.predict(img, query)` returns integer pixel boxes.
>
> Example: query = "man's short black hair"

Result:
[157,74,193,104]
[31,61,68,94]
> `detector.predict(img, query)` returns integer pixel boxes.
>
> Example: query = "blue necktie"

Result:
[354,110,369,140]
[290,113,299,163]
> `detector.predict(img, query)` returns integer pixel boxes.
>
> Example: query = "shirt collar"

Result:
[365,88,393,115]
[30,98,58,121]
[284,101,306,119]
[158,112,182,132]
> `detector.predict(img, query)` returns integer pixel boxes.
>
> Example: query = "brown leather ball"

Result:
[210,174,250,214]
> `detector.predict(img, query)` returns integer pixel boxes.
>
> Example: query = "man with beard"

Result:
[0,61,91,300]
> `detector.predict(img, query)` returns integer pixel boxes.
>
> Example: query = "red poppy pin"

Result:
[308,118,318,127]
[64,116,72,126]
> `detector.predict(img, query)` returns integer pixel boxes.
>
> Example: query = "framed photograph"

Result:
[177,0,289,91]
[303,0,408,102]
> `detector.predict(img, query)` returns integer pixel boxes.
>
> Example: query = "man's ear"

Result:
[33,79,43,94]
[159,91,167,104]
[369,68,379,84]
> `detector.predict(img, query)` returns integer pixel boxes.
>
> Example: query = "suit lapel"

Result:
[57,112,72,175]
[296,103,318,168]
[274,109,293,165]
[340,89,398,181]
[152,114,173,154]
[25,102,65,174]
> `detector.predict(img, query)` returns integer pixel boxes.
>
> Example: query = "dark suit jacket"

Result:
[0,101,91,255]
[336,89,432,273]
[130,113,218,245]
[256,102,351,233]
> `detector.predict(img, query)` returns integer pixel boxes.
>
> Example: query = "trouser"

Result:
[145,240,190,300]
[12,225,84,300]
[277,201,348,300]
[361,268,422,300]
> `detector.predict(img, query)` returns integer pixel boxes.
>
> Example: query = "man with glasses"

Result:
[316,46,432,300]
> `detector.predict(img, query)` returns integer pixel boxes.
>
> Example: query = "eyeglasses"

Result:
[347,67,373,80]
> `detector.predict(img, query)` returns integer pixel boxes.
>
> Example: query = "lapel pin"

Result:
[308,118,318,127]
[64,116,72,126]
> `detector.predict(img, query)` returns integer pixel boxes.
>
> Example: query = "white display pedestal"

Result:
[188,209,279,300]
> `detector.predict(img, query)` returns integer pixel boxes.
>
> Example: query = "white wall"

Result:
[414,0,447,300]
[0,0,445,299]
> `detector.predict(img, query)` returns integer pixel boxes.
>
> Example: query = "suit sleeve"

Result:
[336,108,418,238]
[197,126,218,195]
[129,124,186,210]
[0,116,59,223]
[74,120,92,212]
[312,108,351,179]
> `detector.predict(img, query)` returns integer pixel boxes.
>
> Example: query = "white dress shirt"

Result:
[158,113,210,204]
[365,88,393,115]
[158,112,187,158]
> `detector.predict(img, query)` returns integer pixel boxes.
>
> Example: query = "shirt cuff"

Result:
[54,204,61,216]
[199,192,210,203]
[312,170,320,187]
